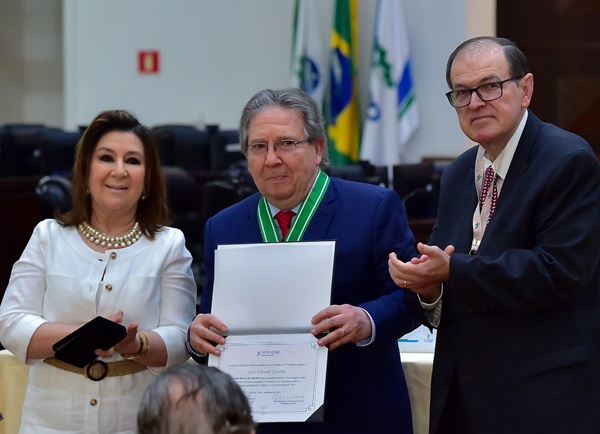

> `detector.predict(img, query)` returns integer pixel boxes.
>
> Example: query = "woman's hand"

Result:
[94,311,139,358]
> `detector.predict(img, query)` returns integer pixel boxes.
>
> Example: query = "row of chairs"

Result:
[324,161,447,220]
[8,120,446,243]
[0,123,245,178]
[33,158,447,293]
[0,124,80,177]
[33,154,446,224]
[151,124,244,171]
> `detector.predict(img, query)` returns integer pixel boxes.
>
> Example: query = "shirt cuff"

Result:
[186,323,206,358]
[419,288,443,310]
[419,290,443,328]
[355,308,376,347]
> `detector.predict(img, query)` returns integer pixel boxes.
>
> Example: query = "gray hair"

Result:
[239,88,330,168]
[137,364,255,434]
[445,36,530,88]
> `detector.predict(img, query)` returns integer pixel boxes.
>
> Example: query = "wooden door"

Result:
[497,0,600,157]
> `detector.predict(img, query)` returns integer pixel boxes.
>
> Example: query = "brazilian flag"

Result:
[328,0,360,165]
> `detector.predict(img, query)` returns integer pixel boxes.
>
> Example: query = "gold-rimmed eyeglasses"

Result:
[246,139,310,157]
[445,77,522,108]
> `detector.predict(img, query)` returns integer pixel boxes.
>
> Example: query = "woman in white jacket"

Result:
[0,110,197,434]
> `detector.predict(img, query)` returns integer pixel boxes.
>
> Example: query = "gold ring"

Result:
[402,279,408,288]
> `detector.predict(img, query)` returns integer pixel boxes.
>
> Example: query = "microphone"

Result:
[402,183,433,205]
[402,184,435,219]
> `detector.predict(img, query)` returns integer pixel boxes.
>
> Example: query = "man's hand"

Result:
[311,304,372,351]
[388,243,454,302]
[189,313,228,356]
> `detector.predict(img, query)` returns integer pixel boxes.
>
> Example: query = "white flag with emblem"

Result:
[360,0,419,166]
[291,0,328,107]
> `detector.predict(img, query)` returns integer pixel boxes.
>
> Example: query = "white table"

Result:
[0,350,29,434]
[0,349,433,434]
[401,351,434,434]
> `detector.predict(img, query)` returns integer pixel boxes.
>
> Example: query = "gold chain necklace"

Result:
[78,221,143,249]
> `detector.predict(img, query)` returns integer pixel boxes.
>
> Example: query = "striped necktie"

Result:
[479,166,499,224]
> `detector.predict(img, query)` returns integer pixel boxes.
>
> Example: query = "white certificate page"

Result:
[209,241,335,422]
[209,334,328,423]
[212,241,336,335]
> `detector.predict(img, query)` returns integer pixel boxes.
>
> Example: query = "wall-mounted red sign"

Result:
[138,51,160,74]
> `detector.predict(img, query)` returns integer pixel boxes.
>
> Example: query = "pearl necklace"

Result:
[79,221,143,249]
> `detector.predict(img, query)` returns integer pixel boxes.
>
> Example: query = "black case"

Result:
[52,316,127,368]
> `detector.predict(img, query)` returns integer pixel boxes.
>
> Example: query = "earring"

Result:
[141,194,146,201]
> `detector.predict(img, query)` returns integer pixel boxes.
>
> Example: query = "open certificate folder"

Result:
[208,241,335,423]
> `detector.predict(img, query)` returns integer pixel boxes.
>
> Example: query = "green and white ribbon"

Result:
[258,169,330,243]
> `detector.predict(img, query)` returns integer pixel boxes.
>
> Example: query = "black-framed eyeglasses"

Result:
[445,77,522,108]
[246,139,310,156]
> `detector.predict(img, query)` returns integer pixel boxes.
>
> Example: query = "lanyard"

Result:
[257,169,330,243]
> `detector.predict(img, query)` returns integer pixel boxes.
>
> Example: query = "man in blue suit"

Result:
[389,36,600,433]
[188,88,422,433]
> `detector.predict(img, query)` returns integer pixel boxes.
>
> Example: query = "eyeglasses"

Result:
[445,77,522,108]
[246,139,310,156]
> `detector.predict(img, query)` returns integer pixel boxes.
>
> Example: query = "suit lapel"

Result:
[478,112,540,249]
[301,179,336,242]
[242,194,265,243]
[435,150,478,254]
[455,162,478,253]
[497,112,539,199]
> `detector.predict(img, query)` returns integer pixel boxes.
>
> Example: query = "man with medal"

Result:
[188,88,422,434]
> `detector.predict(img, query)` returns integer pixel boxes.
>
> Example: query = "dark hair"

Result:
[445,36,530,88]
[239,88,330,168]
[56,109,171,239]
[137,364,255,434]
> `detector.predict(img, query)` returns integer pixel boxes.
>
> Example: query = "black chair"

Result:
[162,166,204,292]
[369,164,390,188]
[151,126,175,166]
[216,129,245,170]
[40,129,81,177]
[202,161,256,226]
[202,180,250,226]
[35,175,72,219]
[326,164,365,182]
[152,125,210,171]
[393,163,444,219]
[0,124,46,176]
[326,161,389,187]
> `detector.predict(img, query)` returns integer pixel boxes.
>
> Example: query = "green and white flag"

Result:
[360,0,419,166]
[291,0,328,107]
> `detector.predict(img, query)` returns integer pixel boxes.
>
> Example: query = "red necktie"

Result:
[479,166,499,224]
[275,211,296,241]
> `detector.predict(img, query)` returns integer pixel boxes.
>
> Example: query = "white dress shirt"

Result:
[422,111,529,327]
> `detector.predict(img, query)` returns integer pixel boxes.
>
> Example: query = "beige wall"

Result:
[0,0,497,161]
[0,0,63,127]
[467,0,496,38]
[459,0,496,149]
